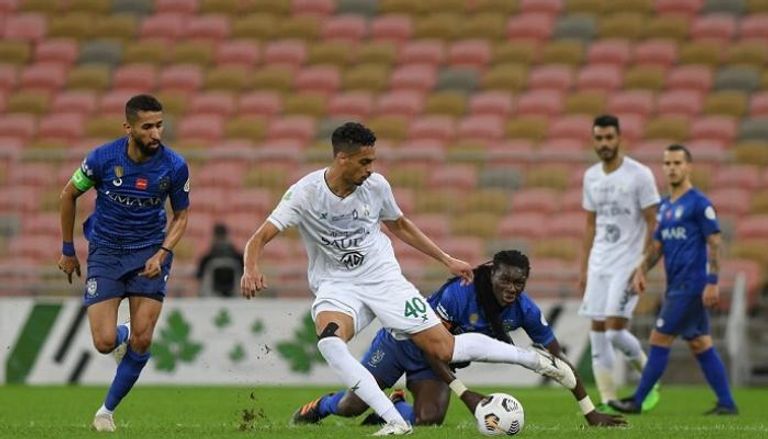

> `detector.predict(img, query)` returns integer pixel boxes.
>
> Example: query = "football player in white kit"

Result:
[241,122,576,435]
[578,115,661,412]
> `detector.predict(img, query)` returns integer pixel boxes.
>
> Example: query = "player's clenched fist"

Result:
[241,269,267,298]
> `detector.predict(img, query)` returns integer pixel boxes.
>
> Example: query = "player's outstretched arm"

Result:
[58,181,85,284]
[241,221,280,298]
[544,340,626,427]
[383,216,473,283]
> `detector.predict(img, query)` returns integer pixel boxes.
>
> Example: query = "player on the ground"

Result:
[292,250,626,427]
[240,122,576,435]
[58,94,190,432]
[609,144,738,415]
[578,115,661,411]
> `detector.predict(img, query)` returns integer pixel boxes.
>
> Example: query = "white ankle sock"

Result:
[450,332,539,369]
[96,405,113,416]
[590,330,617,403]
[606,329,646,372]
[317,337,405,425]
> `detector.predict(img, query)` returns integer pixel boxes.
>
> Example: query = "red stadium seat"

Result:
[498,212,548,239]
[99,90,138,114]
[0,65,18,91]
[0,186,40,212]
[177,114,225,142]
[294,65,341,95]
[690,14,736,42]
[576,65,623,92]
[587,39,631,66]
[377,90,425,117]
[666,65,714,92]
[390,64,438,92]
[3,13,46,42]
[398,40,446,65]
[537,138,588,162]
[520,0,563,16]
[155,0,199,15]
[428,164,478,190]
[690,115,737,143]
[292,0,336,16]
[263,40,307,67]
[448,40,492,70]
[655,0,703,17]
[749,92,768,117]
[709,188,752,216]
[182,14,231,41]
[196,162,247,189]
[140,13,186,41]
[712,165,761,190]
[607,91,655,118]
[740,14,768,39]
[370,14,412,43]
[34,39,78,66]
[327,92,373,118]
[52,90,97,115]
[21,212,60,235]
[506,13,554,41]
[266,116,316,143]
[515,90,564,117]
[0,113,36,142]
[189,91,237,117]
[685,139,728,162]
[560,187,584,211]
[547,115,593,142]
[112,64,157,91]
[441,237,484,264]
[547,211,586,239]
[8,162,55,187]
[633,39,678,67]
[409,214,451,240]
[158,64,204,91]
[408,116,455,142]
[37,112,85,141]
[510,188,560,214]
[321,15,367,41]
[469,91,514,117]
[20,63,68,91]
[239,91,283,117]
[456,115,504,142]
[736,215,768,240]
[214,40,260,67]
[656,90,704,117]
[528,65,573,92]
[8,235,58,261]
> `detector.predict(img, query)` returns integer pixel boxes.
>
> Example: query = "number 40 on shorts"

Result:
[404,297,427,319]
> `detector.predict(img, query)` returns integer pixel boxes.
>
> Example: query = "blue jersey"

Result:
[78,137,190,250]
[654,188,719,291]
[429,278,555,346]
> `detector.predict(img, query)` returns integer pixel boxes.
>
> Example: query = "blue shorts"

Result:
[84,243,173,307]
[361,329,439,388]
[656,283,710,340]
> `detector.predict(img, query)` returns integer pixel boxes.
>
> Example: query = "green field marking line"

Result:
[5,303,63,383]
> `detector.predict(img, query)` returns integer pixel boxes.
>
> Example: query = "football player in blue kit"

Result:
[609,144,738,415]
[292,250,626,427]
[58,94,190,432]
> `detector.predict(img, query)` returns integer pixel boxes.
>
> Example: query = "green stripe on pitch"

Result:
[6,303,62,383]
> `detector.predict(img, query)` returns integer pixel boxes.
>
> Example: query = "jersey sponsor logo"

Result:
[136,177,148,190]
[661,226,687,240]
[105,191,163,208]
[340,251,364,269]
[86,278,98,296]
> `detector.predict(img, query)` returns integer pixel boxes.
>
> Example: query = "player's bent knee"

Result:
[130,333,153,353]
[415,405,445,426]
[92,333,117,354]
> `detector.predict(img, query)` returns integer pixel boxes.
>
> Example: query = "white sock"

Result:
[96,405,113,416]
[606,329,646,372]
[590,330,617,403]
[451,332,539,370]
[317,337,405,425]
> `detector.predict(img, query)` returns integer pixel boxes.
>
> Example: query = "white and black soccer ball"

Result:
[474,393,525,436]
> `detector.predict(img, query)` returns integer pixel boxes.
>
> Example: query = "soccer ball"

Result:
[474,393,524,436]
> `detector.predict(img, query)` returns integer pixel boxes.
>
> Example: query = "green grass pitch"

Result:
[0,385,765,438]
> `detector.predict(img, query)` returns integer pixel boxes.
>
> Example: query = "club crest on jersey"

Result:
[136,177,148,190]
[113,165,123,186]
[340,251,364,269]
[86,278,98,296]
[367,349,385,368]
[674,206,684,219]
[158,176,171,192]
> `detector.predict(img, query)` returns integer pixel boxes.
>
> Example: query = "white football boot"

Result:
[92,412,116,432]
[530,344,577,390]
[372,420,413,436]
[113,321,130,364]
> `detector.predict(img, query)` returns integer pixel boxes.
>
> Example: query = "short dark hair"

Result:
[331,122,376,156]
[593,114,620,134]
[493,250,530,276]
[125,94,163,124]
[666,143,693,162]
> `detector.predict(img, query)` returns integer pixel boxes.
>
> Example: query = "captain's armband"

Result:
[71,168,95,192]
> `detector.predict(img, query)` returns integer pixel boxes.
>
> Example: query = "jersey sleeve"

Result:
[377,175,403,221]
[697,197,721,237]
[520,295,555,346]
[581,171,596,212]
[636,166,661,209]
[267,183,306,231]
[169,161,190,211]
[71,150,101,192]
[431,282,463,327]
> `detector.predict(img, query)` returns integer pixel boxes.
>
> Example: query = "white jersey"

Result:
[268,169,404,291]
[582,156,660,273]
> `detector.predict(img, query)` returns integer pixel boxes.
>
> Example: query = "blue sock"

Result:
[394,400,415,425]
[318,390,346,418]
[104,346,150,411]
[696,347,736,409]
[634,345,670,406]
[114,325,129,349]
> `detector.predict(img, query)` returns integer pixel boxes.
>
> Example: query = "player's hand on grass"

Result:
[702,284,719,308]
[459,389,486,413]
[241,268,267,299]
[445,256,473,284]
[632,268,646,294]
[585,410,627,427]
[58,255,81,284]
[139,251,165,278]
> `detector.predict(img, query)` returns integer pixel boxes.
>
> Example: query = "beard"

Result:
[597,146,618,161]
[134,137,160,156]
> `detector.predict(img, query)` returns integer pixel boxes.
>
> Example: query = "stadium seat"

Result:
[515,90,564,117]
[112,64,157,91]
[182,15,231,42]
[732,141,768,166]
[390,64,437,92]
[321,15,366,41]
[275,15,321,40]
[435,68,480,93]
[506,13,554,41]
[678,41,721,66]
[553,14,596,42]
[666,65,714,92]
[587,39,631,66]
[739,117,768,141]
[690,14,736,41]
[727,41,767,68]
[78,40,123,67]
[424,92,466,116]
[266,116,316,143]
[710,188,752,216]
[456,115,504,142]
[624,65,667,90]
[505,116,549,141]
[644,116,690,141]
[293,65,340,95]
[355,41,397,65]
[377,91,425,117]
[231,14,279,39]
[412,13,461,40]
[498,212,548,239]
[607,90,655,118]
[99,90,142,114]
[122,41,169,65]
[655,0,703,16]
[188,92,236,117]
[469,92,514,117]
[6,90,50,114]
[3,13,46,42]
[282,94,327,117]
[263,39,307,67]
[457,13,506,40]
[690,116,737,143]
[214,40,260,67]
[712,165,761,190]
[749,92,768,117]
[735,215,768,240]
[398,40,445,65]
[155,0,199,15]
[408,116,455,143]
[37,113,85,141]
[740,14,768,39]
[633,39,678,67]
[448,40,491,70]
[0,40,30,66]
[177,114,224,142]
[656,90,704,117]
[703,91,748,117]
[645,15,691,41]
[540,40,585,66]
[204,65,250,91]
[714,66,760,93]
[600,13,647,40]
[158,64,203,92]
[140,13,186,41]
[35,39,79,66]
[294,0,337,17]
[249,65,295,92]
[428,164,477,191]
[451,212,501,239]
[510,188,560,214]
[327,92,373,119]
[576,65,623,93]
[21,63,68,92]
[370,14,412,43]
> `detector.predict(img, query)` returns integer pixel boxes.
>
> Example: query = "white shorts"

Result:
[311,275,441,338]
[578,264,638,320]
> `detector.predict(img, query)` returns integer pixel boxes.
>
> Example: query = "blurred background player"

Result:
[578,115,661,411]
[240,123,574,436]
[196,223,243,297]
[609,144,738,416]
[292,250,624,428]
[58,94,190,432]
